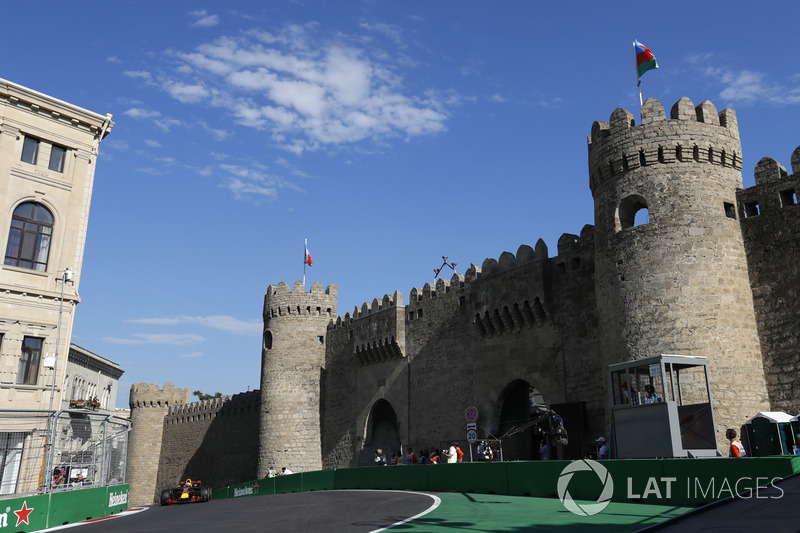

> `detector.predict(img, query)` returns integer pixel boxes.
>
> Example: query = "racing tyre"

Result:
[199,485,210,502]
[160,489,171,506]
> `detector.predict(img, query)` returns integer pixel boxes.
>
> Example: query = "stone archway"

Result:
[359,399,400,466]
[495,379,546,461]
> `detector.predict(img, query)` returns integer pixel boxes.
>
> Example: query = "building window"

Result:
[17,337,43,385]
[4,202,54,272]
[49,145,66,172]
[0,432,24,495]
[21,136,39,165]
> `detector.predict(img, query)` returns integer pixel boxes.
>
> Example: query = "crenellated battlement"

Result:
[737,145,800,219]
[263,280,337,320]
[165,389,260,425]
[588,97,743,196]
[129,382,191,409]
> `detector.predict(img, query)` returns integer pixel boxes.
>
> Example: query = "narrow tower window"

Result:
[780,189,798,207]
[744,201,761,217]
[618,195,649,229]
[724,202,737,219]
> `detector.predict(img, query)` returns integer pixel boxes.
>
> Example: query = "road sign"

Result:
[466,429,478,443]
[466,422,477,430]
[465,406,479,422]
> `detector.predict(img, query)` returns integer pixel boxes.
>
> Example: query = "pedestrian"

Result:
[726,429,746,457]
[444,442,458,463]
[374,449,386,466]
[596,437,609,460]
[540,439,551,460]
[405,446,418,464]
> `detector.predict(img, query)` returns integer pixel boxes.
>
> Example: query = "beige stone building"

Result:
[64,343,123,413]
[0,78,113,411]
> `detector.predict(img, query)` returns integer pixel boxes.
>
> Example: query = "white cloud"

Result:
[102,333,206,345]
[144,139,162,148]
[126,315,262,336]
[159,26,449,152]
[124,107,161,119]
[224,178,278,201]
[709,68,800,105]
[165,81,209,103]
[178,352,204,359]
[124,70,153,82]
[189,9,219,28]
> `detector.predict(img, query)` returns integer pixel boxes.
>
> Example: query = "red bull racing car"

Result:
[160,478,211,505]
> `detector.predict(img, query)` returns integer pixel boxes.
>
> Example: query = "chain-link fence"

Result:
[0,409,130,499]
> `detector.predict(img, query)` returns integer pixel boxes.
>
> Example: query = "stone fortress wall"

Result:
[127,97,800,503]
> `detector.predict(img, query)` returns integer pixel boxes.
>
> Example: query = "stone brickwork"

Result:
[127,382,190,506]
[259,281,337,477]
[155,390,259,497]
[739,148,800,413]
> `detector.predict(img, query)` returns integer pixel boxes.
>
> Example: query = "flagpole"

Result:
[303,239,307,286]
[633,41,643,116]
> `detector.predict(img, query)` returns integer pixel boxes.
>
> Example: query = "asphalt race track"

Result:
[65,490,437,533]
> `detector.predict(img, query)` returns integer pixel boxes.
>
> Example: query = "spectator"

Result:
[596,437,609,460]
[429,449,439,464]
[390,451,399,465]
[374,449,386,466]
[726,429,746,457]
[405,446,418,464]
[444,442,458,463]
[281,467,294,475]
[268,466,277,478]
[540,440,551,460]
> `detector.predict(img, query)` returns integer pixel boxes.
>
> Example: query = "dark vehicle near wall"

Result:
[160,479,211,505]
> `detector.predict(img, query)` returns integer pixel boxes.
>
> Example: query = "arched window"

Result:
[4,202,53,272]
[618,195,650,229]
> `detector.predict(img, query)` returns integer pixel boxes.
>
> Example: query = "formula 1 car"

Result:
[160,478,210,505]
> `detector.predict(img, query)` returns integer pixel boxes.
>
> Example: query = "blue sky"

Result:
[4,2,799,407]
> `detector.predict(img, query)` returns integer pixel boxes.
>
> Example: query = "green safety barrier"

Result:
[0,484,129,532]
[213,457,800,508]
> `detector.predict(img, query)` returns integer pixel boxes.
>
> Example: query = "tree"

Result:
[193,390,222,401]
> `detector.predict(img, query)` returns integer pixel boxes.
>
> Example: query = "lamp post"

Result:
[49,267,72,412]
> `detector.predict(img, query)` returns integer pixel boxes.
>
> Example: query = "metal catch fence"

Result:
[0,409,130,499]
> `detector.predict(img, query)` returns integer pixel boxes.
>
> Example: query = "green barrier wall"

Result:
[214,457,800,508]
[0,484,129,532]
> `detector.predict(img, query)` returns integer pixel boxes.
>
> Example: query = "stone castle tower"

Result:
[258,281,337,477]
[127,383,191,506]
[588,97,770,430]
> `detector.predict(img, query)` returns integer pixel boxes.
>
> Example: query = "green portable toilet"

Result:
[744,412,795,456]
[791,415,800,454]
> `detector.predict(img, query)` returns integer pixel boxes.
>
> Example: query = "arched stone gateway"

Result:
[494,380,548,461]
[360,399,400,466]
